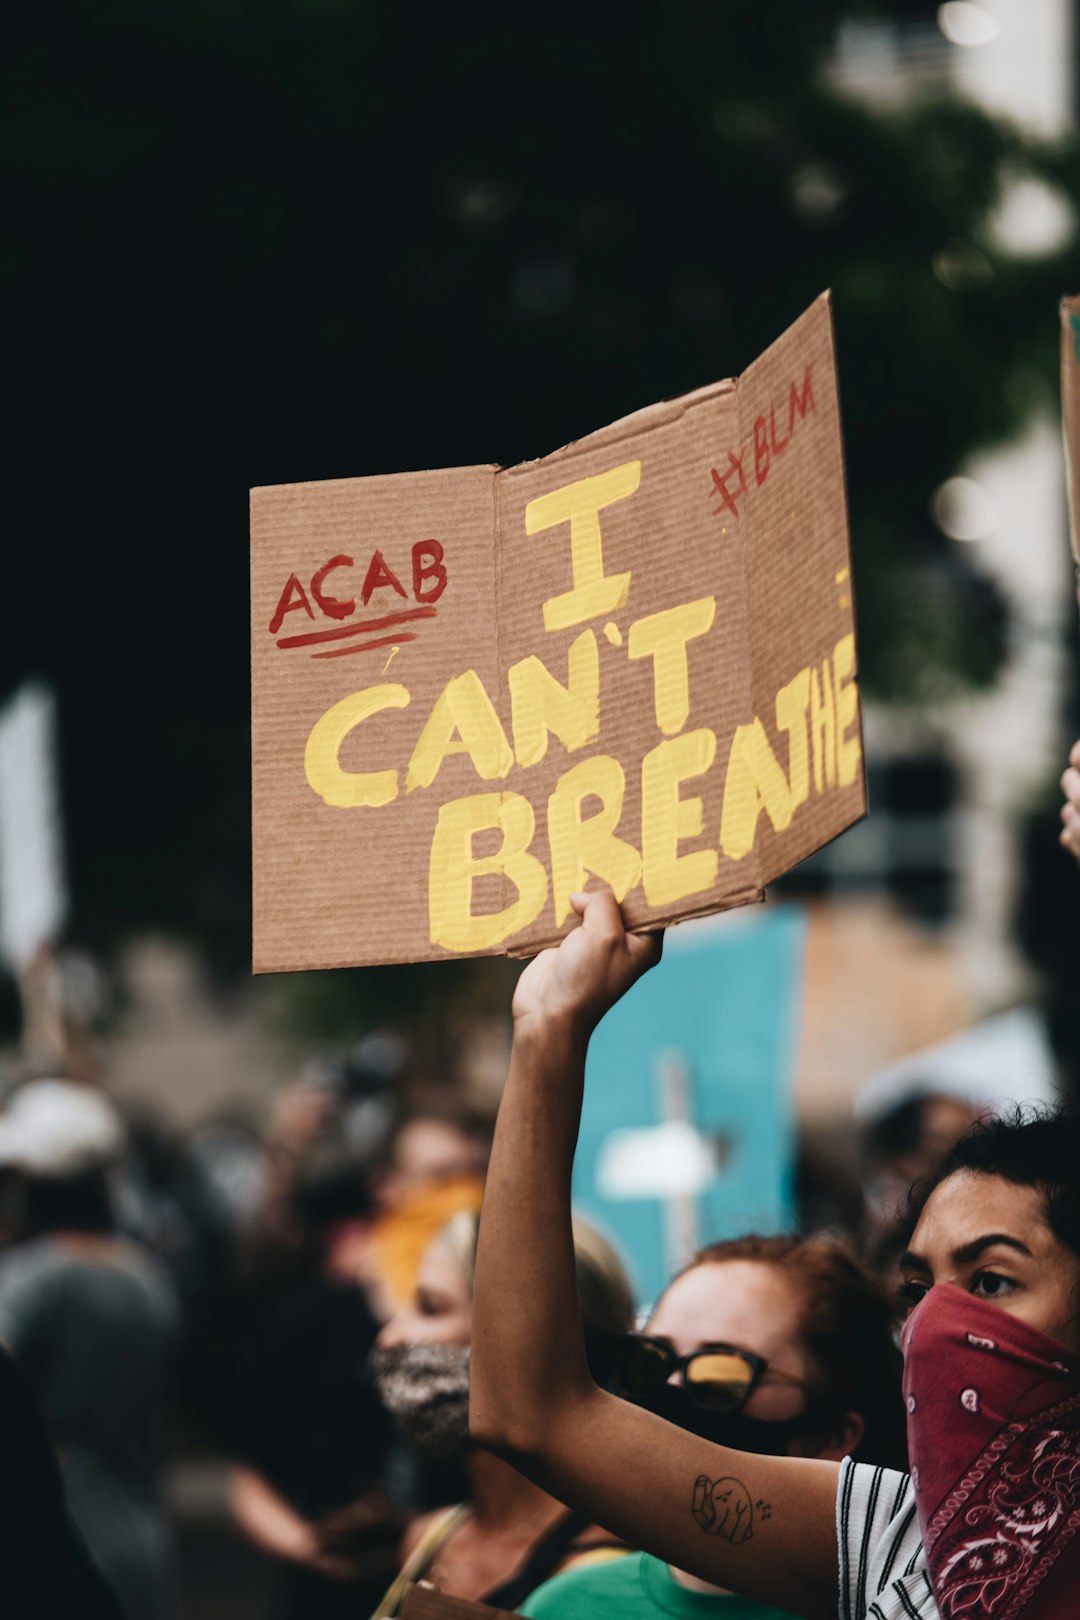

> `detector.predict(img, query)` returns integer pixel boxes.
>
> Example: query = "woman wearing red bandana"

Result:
[469,891,1080,1620]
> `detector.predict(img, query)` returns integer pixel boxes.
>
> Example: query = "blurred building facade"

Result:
[788,0,1078,1127]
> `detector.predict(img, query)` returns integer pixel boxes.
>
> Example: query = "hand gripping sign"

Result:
[250,293,866,971]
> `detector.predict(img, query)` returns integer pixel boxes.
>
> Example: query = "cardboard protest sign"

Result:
[401,1583,514,1620]
[251,292,864,972]
[1061,293,1080,605]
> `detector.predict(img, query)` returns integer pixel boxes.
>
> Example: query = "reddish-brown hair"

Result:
[680,1232,907,1470]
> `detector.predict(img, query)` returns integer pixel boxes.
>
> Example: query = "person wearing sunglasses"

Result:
[470,892,1080,1620]
[518,1231,904,1620]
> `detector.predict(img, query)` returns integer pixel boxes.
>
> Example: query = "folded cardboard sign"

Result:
[251,292,865,971]
[1061,293,1080,607]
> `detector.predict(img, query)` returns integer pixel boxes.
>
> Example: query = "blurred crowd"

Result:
[0,986,1056,1620]
[0,1034,490,1619]
[2,758,1078,1615]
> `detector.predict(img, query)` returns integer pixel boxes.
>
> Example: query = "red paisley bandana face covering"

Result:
[901,1284,1080,1618]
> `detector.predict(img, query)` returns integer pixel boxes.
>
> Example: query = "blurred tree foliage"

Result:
[1017,646,1080,1096]
[2,0,1078,1007]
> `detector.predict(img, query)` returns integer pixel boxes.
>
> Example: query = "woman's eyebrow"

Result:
[898,1234,1035,1274]
[952,1233,1033,1266]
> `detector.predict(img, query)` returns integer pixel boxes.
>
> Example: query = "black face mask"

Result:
[628,1380,830,1457]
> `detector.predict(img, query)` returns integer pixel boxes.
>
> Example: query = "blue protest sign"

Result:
[572,904,806,1309]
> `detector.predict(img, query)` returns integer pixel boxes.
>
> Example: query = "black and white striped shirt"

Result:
[836,1458,938,1620]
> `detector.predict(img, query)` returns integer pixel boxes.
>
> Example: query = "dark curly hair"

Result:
[909,1106,1080,1262]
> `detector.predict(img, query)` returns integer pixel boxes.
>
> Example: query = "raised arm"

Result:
[470,891,842,1620]
[1062,740,1080,862]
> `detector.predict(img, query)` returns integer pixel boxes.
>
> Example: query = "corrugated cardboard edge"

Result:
[1060,294,1080,609]
[248,384,738,501]
[504,885,767,957]
[250,463,502,499]
[250,295,863,970]
[819,291,869,833]
[733,290,866,894]
[401,1583,516,1620]
[732,322,763,903]
[249,488,258,973]
[503,379,738,483]
[248,466,501,977]
[731,291,866,896]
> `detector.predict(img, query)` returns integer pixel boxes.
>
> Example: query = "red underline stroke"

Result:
[311,632,419,660]
[277,605,437,649]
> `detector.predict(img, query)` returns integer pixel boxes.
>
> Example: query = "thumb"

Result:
[626,927,664,972]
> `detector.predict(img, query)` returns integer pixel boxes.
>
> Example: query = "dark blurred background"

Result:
[3,0,1077,1016]
[3,4,1080,1617]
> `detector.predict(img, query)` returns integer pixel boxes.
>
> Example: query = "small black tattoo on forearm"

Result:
[691,1475,769,1543]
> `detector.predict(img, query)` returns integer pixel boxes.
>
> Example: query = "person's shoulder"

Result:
[0,1241,78,1351]
[398,1503,461,1564]
[0,1238,68,1297]
[0,1236,63,1272]
[836,1459,931,1620]
[837,1456,915,1536]
[112,1239,182,1315]
[399,1508,441,1562]
[56,1237,182,1333]
[519,1550,644,1617]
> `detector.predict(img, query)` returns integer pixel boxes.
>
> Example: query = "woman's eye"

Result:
[971,1270,1016,1300]
[897,1280,928,1313]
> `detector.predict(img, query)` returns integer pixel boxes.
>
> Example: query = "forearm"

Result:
[471,1012,594,1451]
[475,1108,839,1620]
[469,895,840,1620]
[476,1111,839,1620]
[229,1466,317,1564]
[517,1389,841,1620]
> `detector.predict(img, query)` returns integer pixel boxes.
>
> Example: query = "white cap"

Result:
[854,1007,1060,1123]
[0,1080,125,1178]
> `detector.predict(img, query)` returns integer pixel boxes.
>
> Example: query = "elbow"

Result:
[469,1371,596,1465]
[468,1314,602,1462]
[468,1383,544,1462]
[468,1336,544,1458]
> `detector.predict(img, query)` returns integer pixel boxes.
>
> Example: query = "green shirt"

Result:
[519,1552,796,1620]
